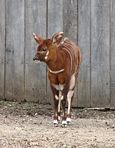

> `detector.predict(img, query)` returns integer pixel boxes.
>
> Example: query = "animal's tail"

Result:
[76,47,82,76]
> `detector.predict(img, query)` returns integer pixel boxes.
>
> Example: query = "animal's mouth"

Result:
[33,60,40,64]
[33,57,40,63]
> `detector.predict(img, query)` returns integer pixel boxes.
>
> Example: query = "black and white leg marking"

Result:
[54,84,64,114]
[52,84,64,126]
[50,85,59,126]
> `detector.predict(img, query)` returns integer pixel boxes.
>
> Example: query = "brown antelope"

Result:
[33,32,81,127]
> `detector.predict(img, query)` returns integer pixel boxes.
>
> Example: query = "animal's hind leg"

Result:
[53,98,59,126]
[67,90,74,124]
[67,74,76,124]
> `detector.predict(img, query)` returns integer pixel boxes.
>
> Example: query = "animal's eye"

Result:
[42,48,47,51]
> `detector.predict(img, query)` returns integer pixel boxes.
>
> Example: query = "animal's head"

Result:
[33,32,64,63]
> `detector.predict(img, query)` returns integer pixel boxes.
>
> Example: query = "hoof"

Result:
[53,120,58,127]
[66,117,71,124]
[61,120,67,127]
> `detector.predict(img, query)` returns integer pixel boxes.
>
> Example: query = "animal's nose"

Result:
[33,56,37,61]
[33,56,39,61]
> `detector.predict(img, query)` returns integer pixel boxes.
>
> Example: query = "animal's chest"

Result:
[48,73,65,85]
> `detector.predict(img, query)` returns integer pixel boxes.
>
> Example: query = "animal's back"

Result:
[60,38,81,75]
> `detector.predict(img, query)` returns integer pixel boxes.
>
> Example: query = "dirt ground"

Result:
[0,100,115,148]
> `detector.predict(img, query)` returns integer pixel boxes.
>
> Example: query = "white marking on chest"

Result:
[53,84,64,91]
[45,50,49,60]
[48,68,64,74]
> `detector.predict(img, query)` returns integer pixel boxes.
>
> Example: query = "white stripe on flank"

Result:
[62,46,73,72]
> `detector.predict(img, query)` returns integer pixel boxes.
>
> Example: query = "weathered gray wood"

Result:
[110,0,115,107]
[5,0,24,101]
[0,0,114,107]
[47,0,63,104]
[63,0,78,107]
[91,0,110,107]
[0,0,5,99]
[48,0,63,36]
[77,0,91,107]
[25,0,47,103]
[63,0,78,42]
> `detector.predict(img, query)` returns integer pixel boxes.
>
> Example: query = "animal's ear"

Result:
[52,32,64,45]
[46,39,52,46]
[33,33,44,44]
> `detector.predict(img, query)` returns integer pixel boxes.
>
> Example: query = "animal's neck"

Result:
[46,49,64,71]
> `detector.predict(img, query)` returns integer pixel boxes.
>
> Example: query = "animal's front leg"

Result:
[61,99,67,127]
[53,98,59,126]
[61,85,69,127]
[50,85,59,126]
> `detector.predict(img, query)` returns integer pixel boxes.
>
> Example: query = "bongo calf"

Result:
[33,32,81,127]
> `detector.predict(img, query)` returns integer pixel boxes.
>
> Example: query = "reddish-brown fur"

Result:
[33,32,81,126]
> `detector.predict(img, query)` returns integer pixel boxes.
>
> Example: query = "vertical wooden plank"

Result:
[47,0,63,104]
[63,0,78,107]
[91,0,110,107]
[0,0,5,99]
[77,0,91,107]
[5,0,24,101]
[63,0,77,41]
[48,0,63,36]
[110,0,115,107]
[25,0,47,103]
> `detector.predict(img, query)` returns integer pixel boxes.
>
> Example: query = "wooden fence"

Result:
[0,0,115,107]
